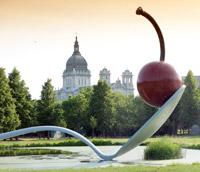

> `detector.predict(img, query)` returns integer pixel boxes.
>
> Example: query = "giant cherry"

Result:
[136,7,182,107]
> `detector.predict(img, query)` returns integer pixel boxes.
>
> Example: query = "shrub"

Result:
[1,139,121,148]
[144,139,182,160]
[182,144,200,150]
[0,148,72,156]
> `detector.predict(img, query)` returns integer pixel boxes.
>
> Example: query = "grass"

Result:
[145,136,200,146]
[144,136,200,150]
[0,137,126,156]
[1,164,200,172]
[0,147,73,156]
[0,138,125,156]
[144,139,181,160]
[0,138,127,148]
[0,136,200,149]
[0,137,200,171]
[1,136,200,149]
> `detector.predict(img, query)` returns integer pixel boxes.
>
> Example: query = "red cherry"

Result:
[137,61,182,107]
[136,7,182,107]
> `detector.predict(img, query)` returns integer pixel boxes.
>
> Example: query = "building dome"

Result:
[66,55,87,70]
[66,37,88,70]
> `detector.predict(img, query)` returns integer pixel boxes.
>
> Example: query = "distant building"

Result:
[99,68,134,96]
[56,37,91,100]
[99,68,111,85]
[56,37,134,100]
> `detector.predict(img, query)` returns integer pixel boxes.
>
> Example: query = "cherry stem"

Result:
[136,7,165,61]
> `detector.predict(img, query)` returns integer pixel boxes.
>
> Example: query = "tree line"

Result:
[0,67,200,137]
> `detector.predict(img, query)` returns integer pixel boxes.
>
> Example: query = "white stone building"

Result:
[56,37,91,100]
[99,68,134,96]
[56,37,134,100]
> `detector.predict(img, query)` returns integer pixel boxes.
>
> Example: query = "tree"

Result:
[158,70,200,135]
[78,88,93,134]
[31,99,39,126]
[134,96,156,131]
[0,68,20,132]
[8,68,34,128]
[52,103,66,127]
[178,70,200,129]
[37,79,66,127]
[158,99,183,135]
[90,116,97,137]
[112,93,136,137]
[89,80,114,137]
[62,92,89,133]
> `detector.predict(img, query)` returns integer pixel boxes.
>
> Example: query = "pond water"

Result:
[0,146,200,170]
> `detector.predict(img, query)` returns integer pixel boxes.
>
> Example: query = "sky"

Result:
[1,0,200,99]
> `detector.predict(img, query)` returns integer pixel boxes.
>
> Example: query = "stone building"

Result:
[56,37,134,100]
[56,37,91,100]
[99,68,134,96]
[99,68,111,85]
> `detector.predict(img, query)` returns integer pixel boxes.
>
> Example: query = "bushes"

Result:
[0,148,72,156]
[144,139,182,160]
[0,139,123,148]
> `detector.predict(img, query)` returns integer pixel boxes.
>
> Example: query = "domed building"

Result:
[56,37,91,100]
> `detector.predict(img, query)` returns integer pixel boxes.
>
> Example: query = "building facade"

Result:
[56,37,134,100]
[99,68,134,96]
[56,37,91,100]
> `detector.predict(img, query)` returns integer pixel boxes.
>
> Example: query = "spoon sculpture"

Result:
[0,85,185,160]
[0,7,185,160]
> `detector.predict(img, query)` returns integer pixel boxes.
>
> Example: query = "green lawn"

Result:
[1,136,200,148]
[0,138,128,147]
[0,148,73,156]
[1,136,200,149]
[146,136,200,147]
[1,164,200,172]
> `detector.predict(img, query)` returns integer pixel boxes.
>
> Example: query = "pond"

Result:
[0,146,199,170]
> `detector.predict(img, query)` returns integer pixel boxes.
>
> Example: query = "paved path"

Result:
[0,146,200,170]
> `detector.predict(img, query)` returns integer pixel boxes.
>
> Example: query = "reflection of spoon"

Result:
[0,85,185,160]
